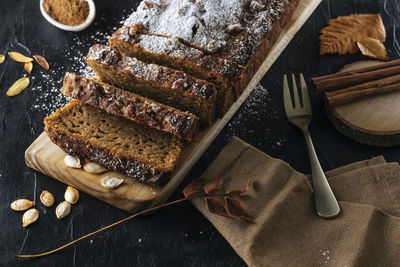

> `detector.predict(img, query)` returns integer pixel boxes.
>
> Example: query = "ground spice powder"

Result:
[43,0,89,26]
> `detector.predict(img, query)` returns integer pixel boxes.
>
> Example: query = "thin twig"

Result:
[14,186,244,259]
[14,197,190,258]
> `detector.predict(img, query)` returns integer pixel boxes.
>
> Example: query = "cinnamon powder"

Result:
[43,0,89,26]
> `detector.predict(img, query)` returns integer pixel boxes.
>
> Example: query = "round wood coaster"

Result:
[326,60,400,147]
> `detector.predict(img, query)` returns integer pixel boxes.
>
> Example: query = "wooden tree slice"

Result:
[326,60,400,147]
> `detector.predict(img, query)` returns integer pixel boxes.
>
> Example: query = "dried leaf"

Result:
[357,37,388,60]
[0,54,4,64]
[8,52,33,62]
[183,178,204,198]
[225,189,244,195]
[225,197,254,223]
[204,174,225,194]
[6,77,30,96]
[24,62,33,74]
[245,179,252,191]
[204,197,232,218]
[319,14,386,55]
[226,179,252,195]
[33,55,49,70]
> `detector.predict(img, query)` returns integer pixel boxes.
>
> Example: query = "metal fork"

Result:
[283,73,340,218]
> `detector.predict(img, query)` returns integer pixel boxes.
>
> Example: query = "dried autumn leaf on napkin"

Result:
[204,174,225,194]
[225,179,252,195]
[182,178,204,198]
[183,174,253,222]
[225,197,254,223]
[319,14,386,56]
[357,37,388,60]
[205,197,232,218]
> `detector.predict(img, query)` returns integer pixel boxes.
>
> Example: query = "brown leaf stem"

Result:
[13,191,237,259]
[14,197,189,258]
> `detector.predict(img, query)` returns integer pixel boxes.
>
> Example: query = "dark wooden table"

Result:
[1,0,400,266]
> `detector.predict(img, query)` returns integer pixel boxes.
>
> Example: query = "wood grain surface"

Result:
[25,0,322,212]
[327,60,400,147]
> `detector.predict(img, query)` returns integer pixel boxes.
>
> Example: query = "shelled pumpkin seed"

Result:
[33,55,49,70]
[22,208,39,227]
[64,186,79,204]
[40,190,54,207]
[24,61,33,74]
[56,201,71,219]
[100,176,124,189]
[64,155,81,168]
[8,52,33,62]
[6,77,30,96]
[11,199,35,211]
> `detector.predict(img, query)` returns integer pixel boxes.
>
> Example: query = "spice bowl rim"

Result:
[39,0,96,32]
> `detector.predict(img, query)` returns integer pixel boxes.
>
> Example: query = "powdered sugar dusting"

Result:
[118,0,288,67]
[226,83,286,149]
[124,0,246,52]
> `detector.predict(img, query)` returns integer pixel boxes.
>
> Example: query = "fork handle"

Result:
[302,128,340,218]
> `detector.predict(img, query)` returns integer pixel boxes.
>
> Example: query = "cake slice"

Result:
[110,32,243,100]
[62,72,200,142]
[85,44,217,124]
[44,100,183,185]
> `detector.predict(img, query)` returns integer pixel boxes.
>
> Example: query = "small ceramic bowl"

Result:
[40,0,96,32]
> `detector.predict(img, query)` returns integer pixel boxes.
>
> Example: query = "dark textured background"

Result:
[1,0,400,266]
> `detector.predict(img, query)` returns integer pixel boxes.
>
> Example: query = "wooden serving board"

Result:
[326,60,400,147]
[25,0,322,213]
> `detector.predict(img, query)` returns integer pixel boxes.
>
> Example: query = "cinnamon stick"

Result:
[325,79,400,107]
[311,59,400,83]
[313,64,400,93]
[326,74,400,97]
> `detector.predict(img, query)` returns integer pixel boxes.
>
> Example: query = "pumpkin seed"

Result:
[56,201,71,219]
[24,61,33,74]
[64,186,79,204]
[100,176,124,189]
[11,199,35,211]
[40,190,54,207]
[8,52,33,62]
[33,55,49,70]
[64,155,81,168]
[0,54,4,64]
[6,77,30,96]
[83,162,107,174]
[22,208,39,227]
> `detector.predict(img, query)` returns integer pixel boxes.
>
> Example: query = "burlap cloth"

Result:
[191,137,400,266]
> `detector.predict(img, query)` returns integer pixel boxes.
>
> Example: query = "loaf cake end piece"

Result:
[44,100,183,185]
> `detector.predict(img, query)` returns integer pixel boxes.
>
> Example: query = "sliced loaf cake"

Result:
[85,44,217,124]
[62,72,200,142]
[109,0,299,96]
[44,100,183,185]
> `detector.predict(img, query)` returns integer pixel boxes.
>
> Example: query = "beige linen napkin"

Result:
[191,137,400,266]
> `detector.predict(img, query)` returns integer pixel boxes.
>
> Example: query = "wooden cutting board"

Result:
[326,60,400,147]
[25,0,322,213]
